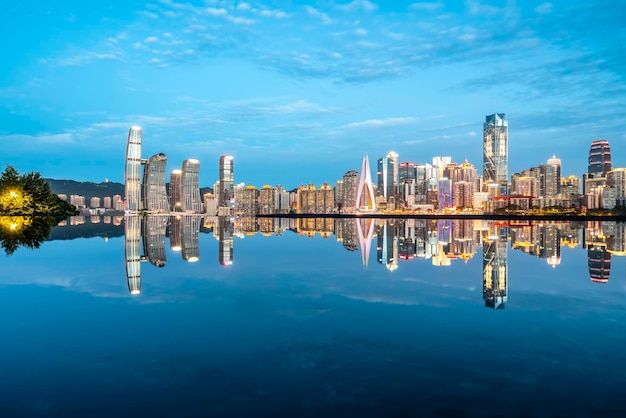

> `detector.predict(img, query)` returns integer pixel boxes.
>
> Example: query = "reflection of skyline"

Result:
[59,215,626,298]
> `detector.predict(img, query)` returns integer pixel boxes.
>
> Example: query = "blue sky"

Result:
[1,0,625,188]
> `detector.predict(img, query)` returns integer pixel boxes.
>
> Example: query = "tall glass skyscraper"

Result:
[125,126,143,211]
[588,139,612,177]
[170,170,182,212]
[377,151,399,203]
[142,153,169,212]
[483,113,508,196]
[181,159,202,213]
[219,155,234,209]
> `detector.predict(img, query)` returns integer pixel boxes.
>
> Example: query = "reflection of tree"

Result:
[0,216,59,255]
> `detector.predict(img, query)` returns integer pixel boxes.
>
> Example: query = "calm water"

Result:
[1,216,626,417]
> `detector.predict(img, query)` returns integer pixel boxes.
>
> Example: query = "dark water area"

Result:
[1,216,625,417]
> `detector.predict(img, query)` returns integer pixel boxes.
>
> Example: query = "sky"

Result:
[1,0,625,188]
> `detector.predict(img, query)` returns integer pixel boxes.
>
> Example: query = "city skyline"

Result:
[2,1,625,187]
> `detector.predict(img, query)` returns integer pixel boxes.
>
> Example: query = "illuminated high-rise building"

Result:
[607,168,626,199]
[170,170,182,211]
[240,185,259,216]
[356,155,376,213]
[588,139,612,177]
[125,126,143,211]
[219,155,234,209]
[181,159,201,213]
[297,184,316,214]
[483,113,508,196]
[545,155,561,198]
[377,151,399,206]
[341,170,359,214]
[124,215,142,295]
[142,153,169,212]
[259,185,275,215]
[315,183,335,214]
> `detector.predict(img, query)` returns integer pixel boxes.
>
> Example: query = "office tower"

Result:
[259,185,275,215]
[142,153,169,212]
[483,224,508,309]
[438,177,451,209]
[451,160,478,208]
[377,151,399,206]
[170,170,182,211]
[545,155,561,198]
[124,215,142,295]
[432,156,451,182]
[219,155,234,208]
[113,195,125,211]
[356,155,376,212]
[335,180,344,209]
[181,159,201,213]
[274,185,290,214]
[588,139,612,177]
[103,196,112,209]
[483,113,508,196]
[142,215,168,267]
[316,183,335,214]
[560,175,580,197]
[240,185,259,216]
[607,168,626,199]
[90,197,101,208]
[204,192,218,215]
[341,170,359,214]
[124,126,143,211]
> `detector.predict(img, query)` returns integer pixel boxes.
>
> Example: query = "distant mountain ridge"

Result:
[46,179,213,201]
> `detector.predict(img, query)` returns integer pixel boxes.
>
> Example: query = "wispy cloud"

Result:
[341,117,419,130]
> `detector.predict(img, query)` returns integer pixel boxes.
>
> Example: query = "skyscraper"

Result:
[125,126,143,211]
[341,170,359,214]
[170,170,182,211]
[356,155,376,213]
[219,155,234,209]
[483,113,508,196]
[377,151,399,205]
[181,159,201,213]
[588,139,612,177]
[142,153,169,212]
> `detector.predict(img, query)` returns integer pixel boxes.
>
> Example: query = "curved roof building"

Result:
[142,153,169,212]
[125,126,143,211]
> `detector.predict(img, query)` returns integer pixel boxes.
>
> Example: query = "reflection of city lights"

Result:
[130,289,141,295]
[187,256,199,263]
[10,223,18,230]
[171,246,182,252]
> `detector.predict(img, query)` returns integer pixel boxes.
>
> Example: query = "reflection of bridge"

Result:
[120,216,625,305]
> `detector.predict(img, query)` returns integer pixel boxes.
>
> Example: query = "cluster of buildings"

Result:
[120,114,623,215]
[57,194,125,214]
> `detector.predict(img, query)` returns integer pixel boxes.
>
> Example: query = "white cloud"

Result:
[228,16,255,25]
[237,2,251,11]
[342,117,418,129]
[304,6,333,24]
[409,2,444,12]
[338,0,378,13]
[259,9,288,18]
[205,7,227,16]
[354,28,368,36]
[144,36,159,43]
[535,2,553,14]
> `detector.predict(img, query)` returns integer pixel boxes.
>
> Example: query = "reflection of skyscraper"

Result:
[219,155,234,208]
[588,245,611,284]
[483,113,508,196]
[218,216,234,266]
[142,153,169,212]
[124,215,142,294]
[182,159,202,213]
[356,155,376,212]
[142,216,168,267]
[181,215,201,262]
[377,221,398,271]
[169,215,182,252]
[356,218,375,268]
[483,225,508,309]
[125,127,143,211]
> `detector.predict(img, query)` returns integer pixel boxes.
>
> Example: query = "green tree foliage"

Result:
[0,165,78,216]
